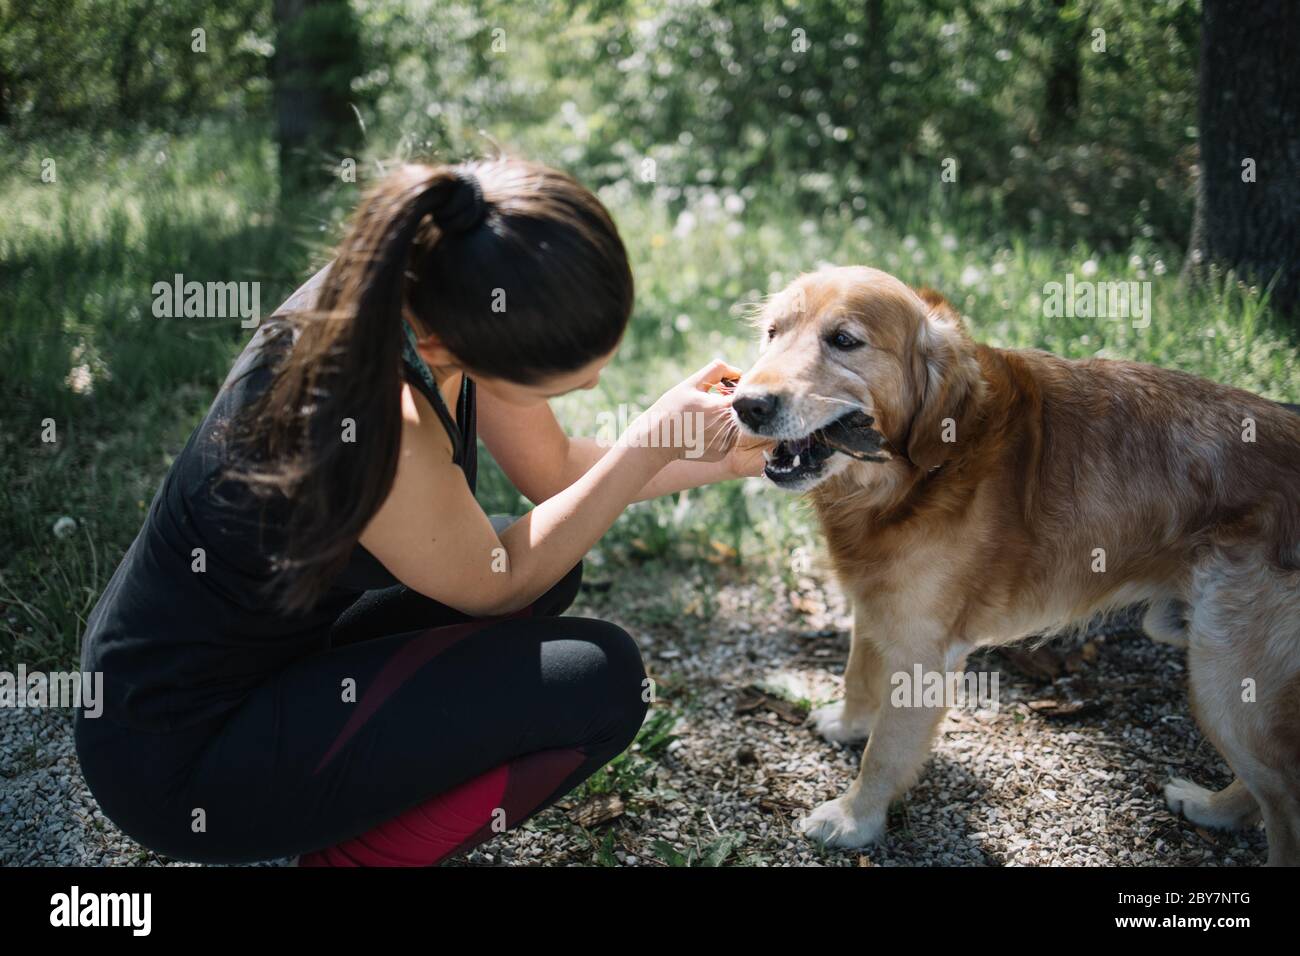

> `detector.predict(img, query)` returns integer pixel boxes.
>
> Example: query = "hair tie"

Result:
[434,171,487,235]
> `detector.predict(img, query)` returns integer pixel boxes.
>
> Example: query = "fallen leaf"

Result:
[1025,698,1107,721]
[708,539,738,563]
[734,684,809,724]
[567,793,625,828]
[757,795,804,815]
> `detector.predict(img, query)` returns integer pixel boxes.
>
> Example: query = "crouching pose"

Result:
[75,158,764,866]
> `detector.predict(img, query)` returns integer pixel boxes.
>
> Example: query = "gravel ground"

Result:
[0,571,1269,867]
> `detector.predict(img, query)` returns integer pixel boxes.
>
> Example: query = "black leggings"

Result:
[74,562,648,866]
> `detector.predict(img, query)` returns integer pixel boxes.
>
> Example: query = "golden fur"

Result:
[734,265,1300,865]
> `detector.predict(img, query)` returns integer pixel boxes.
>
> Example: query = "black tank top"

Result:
[79,315,478,732]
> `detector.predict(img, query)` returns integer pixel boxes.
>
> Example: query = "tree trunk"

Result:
[1186,0,1300,320]
[1043,0,1082,133]
[858,0,887,156]
[864,0,885,76]
[272,0,363,200]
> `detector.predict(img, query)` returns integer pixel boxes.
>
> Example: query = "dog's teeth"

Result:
[792,454,801,468]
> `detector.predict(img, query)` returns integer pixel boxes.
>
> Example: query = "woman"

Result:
[74,158,764,866]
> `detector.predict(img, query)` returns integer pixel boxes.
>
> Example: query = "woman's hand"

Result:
[627,359,744,464]
[724,432,775,478]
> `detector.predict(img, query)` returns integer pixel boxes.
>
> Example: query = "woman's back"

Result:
[78,314,477,732]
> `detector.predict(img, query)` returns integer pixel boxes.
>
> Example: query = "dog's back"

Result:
[999,348,1300,580]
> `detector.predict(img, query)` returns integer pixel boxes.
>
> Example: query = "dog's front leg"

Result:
[810,600,885,742]
[800,634,950,849]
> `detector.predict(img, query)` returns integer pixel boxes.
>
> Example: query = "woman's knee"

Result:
[547,618,647,750]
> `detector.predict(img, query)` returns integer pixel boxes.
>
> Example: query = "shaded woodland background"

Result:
[2,0,1297,669]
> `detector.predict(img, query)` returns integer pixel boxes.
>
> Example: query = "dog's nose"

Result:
[733,392,780,430]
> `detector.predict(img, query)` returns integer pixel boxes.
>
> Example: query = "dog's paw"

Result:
[809,702,873,743]
[1164,778,1204,817]
[798,797,884,848]
[1165,778,1259,831]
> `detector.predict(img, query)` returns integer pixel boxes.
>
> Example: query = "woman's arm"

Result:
[476,392,596,504]
[360,362,739,616]
[631,445,768,500]
[478,387,769,505]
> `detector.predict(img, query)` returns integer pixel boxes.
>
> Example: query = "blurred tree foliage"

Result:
[0,0,273,128]
[1,0,1203,249]
[536,0,1202,248]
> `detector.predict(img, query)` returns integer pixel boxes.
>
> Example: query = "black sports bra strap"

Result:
[401,358,467,466]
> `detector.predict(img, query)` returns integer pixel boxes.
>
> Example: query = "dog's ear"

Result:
[913,287,956,320]
[904,289,983,472]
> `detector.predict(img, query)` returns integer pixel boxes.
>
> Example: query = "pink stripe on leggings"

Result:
[299,747,587,867]
[314,605,534,777]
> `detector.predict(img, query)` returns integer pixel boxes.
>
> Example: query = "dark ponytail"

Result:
[232,159,632,614]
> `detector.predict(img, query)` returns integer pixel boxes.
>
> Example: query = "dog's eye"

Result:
[767,327,778,341]
[828,330,862,351]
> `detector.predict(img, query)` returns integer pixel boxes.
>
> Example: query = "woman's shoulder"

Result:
[192,320,293,475]
[208,260,328,398]
[270,260,332,320]
[158,322,295,559]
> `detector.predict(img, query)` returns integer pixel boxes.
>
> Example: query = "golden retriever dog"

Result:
[731,266,1300,865]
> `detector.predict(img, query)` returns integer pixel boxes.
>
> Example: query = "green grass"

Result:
[2,123,1298,673]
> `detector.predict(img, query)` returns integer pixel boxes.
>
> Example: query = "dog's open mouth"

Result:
[763,410,889,485]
